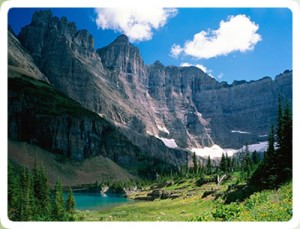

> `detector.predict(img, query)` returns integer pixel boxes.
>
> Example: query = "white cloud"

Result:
[216,73,224,79]
[171,14,262,59]
[95,8,177,42]
[170,44,183,58]
[180,62,216,78]
[180,62,208,73]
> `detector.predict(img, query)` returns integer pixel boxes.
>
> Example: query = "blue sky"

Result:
[8,8,292,83]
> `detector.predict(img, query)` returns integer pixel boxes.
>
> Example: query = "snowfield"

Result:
[192,145,238,159]
[155,135,178,148]
[240,141,268,152]
[192,141,268,159]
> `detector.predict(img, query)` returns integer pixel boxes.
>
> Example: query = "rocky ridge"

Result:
[10,10,292,161]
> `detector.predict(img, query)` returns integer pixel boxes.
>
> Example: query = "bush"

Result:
[240,182,292,221]
[193,182,292,222]
[212,202,242,221]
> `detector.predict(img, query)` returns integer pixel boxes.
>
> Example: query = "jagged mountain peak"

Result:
[113,34,130,44]
[18,9,96,62]
[31,10,53,26]
[152,60,164,67]
[97,34,144,75]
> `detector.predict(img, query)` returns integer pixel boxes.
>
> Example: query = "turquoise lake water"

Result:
[66,192,135,211]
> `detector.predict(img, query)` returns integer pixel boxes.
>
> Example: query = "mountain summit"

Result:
[113,34,130,44]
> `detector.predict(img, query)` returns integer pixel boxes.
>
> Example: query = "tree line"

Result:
[250,97,292,189]
[8,160,76,221]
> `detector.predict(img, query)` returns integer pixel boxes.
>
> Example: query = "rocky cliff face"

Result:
[8,75,188,178]
[13,10,292,155]
[8,30,48,82]
[193,74,292,148]
[18,10,106,114]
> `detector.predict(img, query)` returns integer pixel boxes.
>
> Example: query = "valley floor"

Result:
[74,176,292,222]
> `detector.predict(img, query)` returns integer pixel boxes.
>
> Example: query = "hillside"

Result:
[8,140,136,186]
[75,175,292,221]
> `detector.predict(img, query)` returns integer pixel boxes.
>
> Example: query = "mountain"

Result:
[17,10,292,151]
[7,71,188,179]
[8,10,292,180]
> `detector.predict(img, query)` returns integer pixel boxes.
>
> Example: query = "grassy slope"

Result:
[75,176,292,222]
[76,178,217,221]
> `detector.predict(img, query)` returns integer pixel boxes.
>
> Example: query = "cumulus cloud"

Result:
[180,62,215,78]
[170,44,183,58]
[180,62,224,79]
[95,8,177,42]
[180,62,208,73]
[171,14,262,59]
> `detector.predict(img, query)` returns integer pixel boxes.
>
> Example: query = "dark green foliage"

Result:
[220,153,226,173]
[206,156,212,175]
[192,152,198,174]
[212,202,242,221]
[8,161,76,221]
[251,151,259,165]
[278,101,292,179]
[19,166,34,221]
[250,98,292,189]
[32,160,51,219]
[220,153,231,173]
[8,162,21,220]
[241,145,253,178]
[52,180,67,221]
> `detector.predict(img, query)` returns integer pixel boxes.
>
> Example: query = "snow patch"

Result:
[155,136,178,148]
[231,130,251,134]
[192,141,269,159]
[192,145,238,159]
[98,113,105,118]
[258,134,268,138]
[157,125,170,134]
[240,141,268,152]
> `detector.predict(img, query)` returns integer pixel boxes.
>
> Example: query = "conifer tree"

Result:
[276,96,284,149]
[192,152,198,175]
[52,180,66,221]
[19,167,34,221]
[251,150,259,165]
[220,153,226,173]
[225,153,231,172]
[31,161,51,219]
[250,124,279,188]
[39,165,51,218]
[282,102,292,168]
[8,162,20,220]
[206,156,212,175]
[277,101,292,181]
[66,188,75,214]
